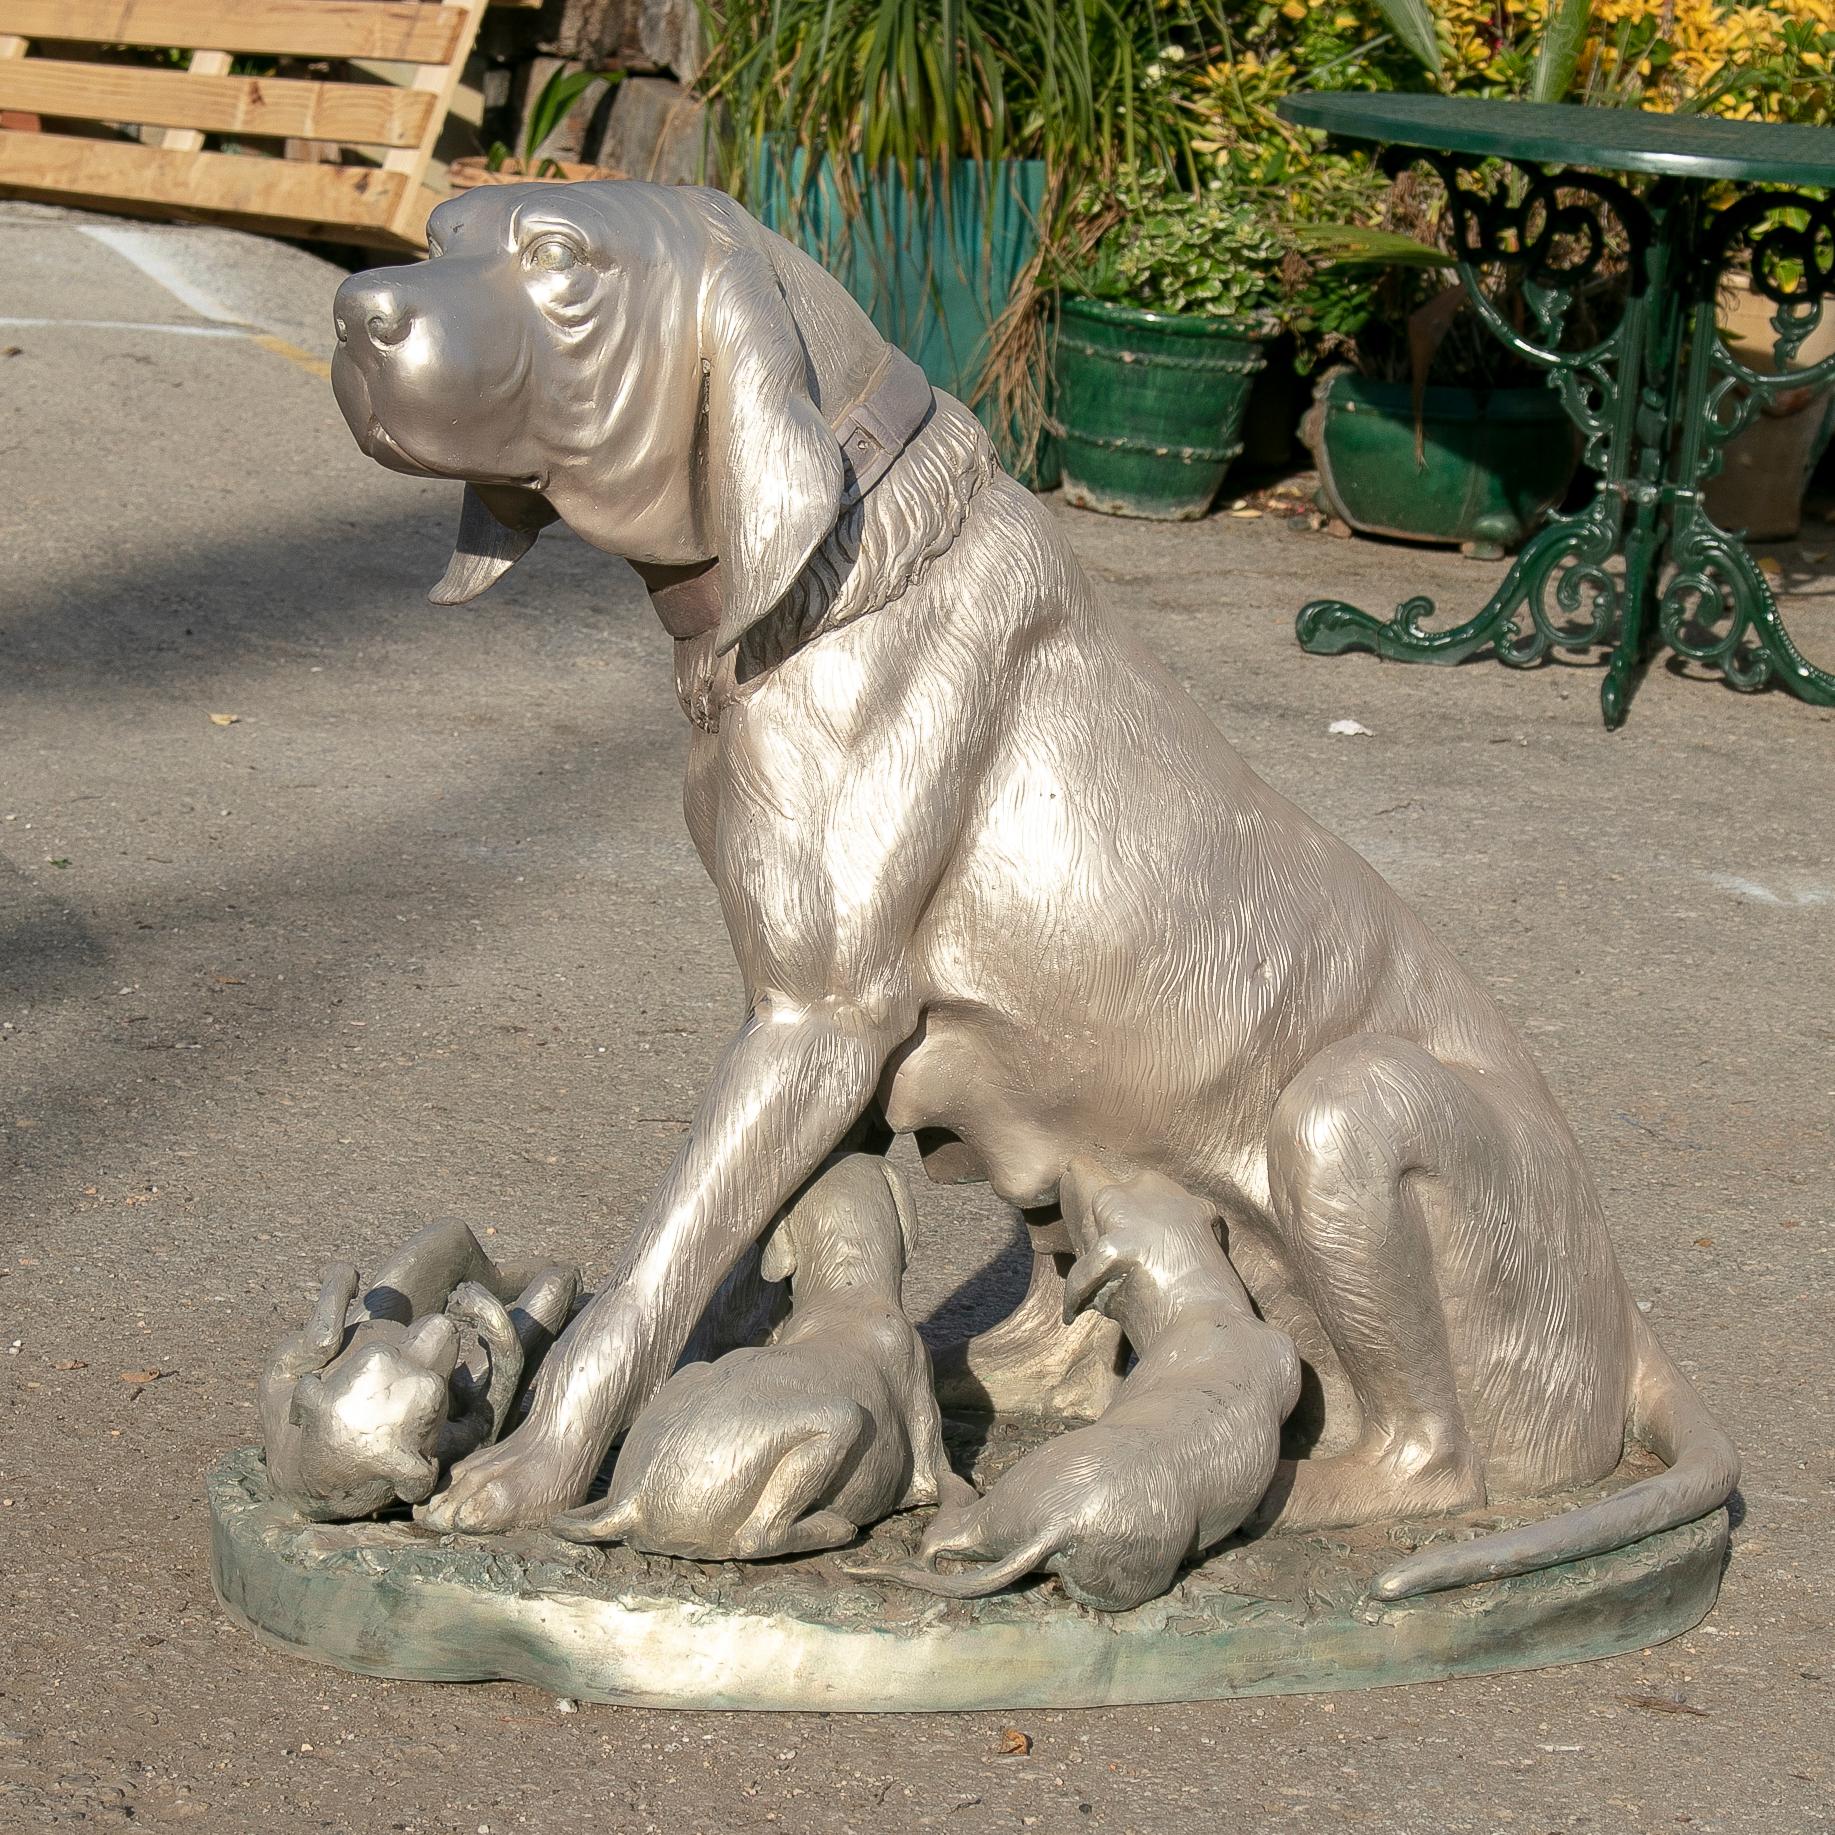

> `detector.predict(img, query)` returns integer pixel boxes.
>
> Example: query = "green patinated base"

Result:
[209,1445,1728,1712]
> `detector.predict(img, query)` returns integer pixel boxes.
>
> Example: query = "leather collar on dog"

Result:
[637,350,936,642]
[833,347,935,507]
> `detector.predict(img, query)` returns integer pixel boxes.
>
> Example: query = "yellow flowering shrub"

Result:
[1182,0,1834,152]
[1432,0,1835,119]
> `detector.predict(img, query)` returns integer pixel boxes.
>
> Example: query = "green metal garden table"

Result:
[1277,93,1835,727]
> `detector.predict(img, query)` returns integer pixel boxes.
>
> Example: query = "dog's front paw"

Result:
[417,1424,594,1534]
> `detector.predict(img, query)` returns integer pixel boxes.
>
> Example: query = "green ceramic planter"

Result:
[1302,369,1580,558]
[1053,297,1269,520]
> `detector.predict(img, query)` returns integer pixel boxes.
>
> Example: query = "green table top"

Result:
[1278,93,1835,188]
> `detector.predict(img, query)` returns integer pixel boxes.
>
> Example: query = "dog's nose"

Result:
[333,275,414,352]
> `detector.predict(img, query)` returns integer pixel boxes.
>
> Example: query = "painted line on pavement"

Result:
[79,224,245,324]
[251,333,333,380]
[75,223,334,381]
[0,315,244,338]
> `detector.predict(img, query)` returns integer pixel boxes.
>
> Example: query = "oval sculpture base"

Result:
[209,1445,1727,1712]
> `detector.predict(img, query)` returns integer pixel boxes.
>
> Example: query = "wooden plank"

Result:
[381,0,486,243]
[0,58,435,147]
[156,48,229,154]
[0,2,464,64]
[1,31,32,131]
[348,57,481,128]
[0,178,425,244]
[0,129,406,227]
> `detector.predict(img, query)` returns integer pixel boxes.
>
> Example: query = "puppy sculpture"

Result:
[552,1155,948,1559]
[260,1221,578,1521]
[336,181,1736,1603]
[861,1160,1300,1610]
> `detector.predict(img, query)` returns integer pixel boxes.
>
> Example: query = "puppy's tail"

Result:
[551,1495,641,1546]
[1371,1319,1738,1601]
[851,1531,1063,1601]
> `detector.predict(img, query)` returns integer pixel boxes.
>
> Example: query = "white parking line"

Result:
[0,315,244,338]
[60,223,334,379]
[79,223,247,326]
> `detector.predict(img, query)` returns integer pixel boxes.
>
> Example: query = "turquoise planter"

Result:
[750,153,1057,486]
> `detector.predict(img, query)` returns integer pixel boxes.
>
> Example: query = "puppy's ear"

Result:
[429,484,559,606]
[879,1160,919,1269]
[759,1221,796,1285]
[701,251,845,655]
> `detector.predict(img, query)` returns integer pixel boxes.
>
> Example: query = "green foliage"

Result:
[700,0,1203,204]
[1530,0,1596,102]
[1365,0,1444,80]
[1071,179,1287,321]
[488,65,621,176]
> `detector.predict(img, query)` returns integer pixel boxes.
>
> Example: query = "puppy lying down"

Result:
[553,1154,949,1559]
[261,1221,578,1522]
[859,1160,1301,1610]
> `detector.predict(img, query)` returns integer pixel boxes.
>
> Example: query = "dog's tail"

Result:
[1371,1318,1738,1601]
[550,1494,641,1546]
[850,1532,1063,1601]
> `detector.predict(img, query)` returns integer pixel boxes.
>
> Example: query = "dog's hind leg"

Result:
[1256,1036,1497,1533]
[731,1402,873,1558]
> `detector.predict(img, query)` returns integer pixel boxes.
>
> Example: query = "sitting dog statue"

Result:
[260,1221,578,1521]
[337,182,1737,1603]
[551,1154,948,1559]
[863,1159,1300,1610]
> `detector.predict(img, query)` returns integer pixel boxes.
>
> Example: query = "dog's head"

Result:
[761,1153,919,1293]
[259,1265,460,1520]
[331,181,865,652]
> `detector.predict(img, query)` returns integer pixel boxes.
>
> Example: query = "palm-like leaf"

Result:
[1295,223,1452,267]
[522,67,615,169]
[1531,0,1595,103]
[1366,0,1443,80]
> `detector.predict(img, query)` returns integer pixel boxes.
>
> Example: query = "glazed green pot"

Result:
[1053,297,1269,520]
[1302,368,1580,558]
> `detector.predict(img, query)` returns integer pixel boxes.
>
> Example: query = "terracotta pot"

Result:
[1704,272,1835,542]
[447,157,624,192]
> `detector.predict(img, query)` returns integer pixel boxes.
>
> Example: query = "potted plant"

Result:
[697,0,1202,484]
[1706,267,1835,541]
[450,66,623,191]
[1279,0,1835,550]
[1138,0,1585,551]
[1051,181,1283,520]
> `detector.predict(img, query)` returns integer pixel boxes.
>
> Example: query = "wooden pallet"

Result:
[0,1,493,247]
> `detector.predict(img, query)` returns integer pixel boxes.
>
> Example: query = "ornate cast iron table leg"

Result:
[1297,160,1835,727]
[1656,190,1835,711]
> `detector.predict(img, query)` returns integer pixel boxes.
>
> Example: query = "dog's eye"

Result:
[527,236,579,274]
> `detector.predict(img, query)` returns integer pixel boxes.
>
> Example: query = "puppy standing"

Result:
[553,1155,949,1559]
[867,1160,1300,1610]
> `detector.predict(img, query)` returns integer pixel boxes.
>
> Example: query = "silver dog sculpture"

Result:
[860,1158,1301,1609]
[551,1153,949,1559]
[260,1221,578,1521]
[331,180,1737,1601]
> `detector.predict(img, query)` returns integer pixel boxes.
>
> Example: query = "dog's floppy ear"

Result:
[701,250,845,655]
[759,1220,796,1285]
[879,1160,919,1269]
[429,483,559,606]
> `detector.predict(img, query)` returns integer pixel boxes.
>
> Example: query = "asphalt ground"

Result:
[2,199,1832,1834]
